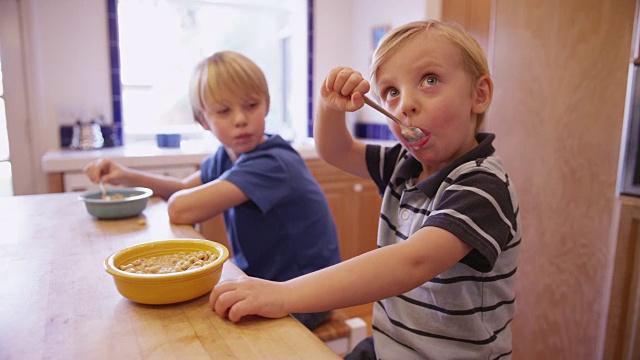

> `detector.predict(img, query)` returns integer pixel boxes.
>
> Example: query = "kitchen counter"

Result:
[41,139,320,193]
[42,138,320,173]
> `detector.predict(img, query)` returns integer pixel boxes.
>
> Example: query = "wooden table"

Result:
[0,193,339,359]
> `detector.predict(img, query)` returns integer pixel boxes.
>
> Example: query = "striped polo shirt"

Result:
[365,133,521,360]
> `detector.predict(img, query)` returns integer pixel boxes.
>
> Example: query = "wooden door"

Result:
[440,0,491,55]
[487,0,635,358]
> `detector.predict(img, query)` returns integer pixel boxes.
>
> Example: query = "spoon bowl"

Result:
[363,95,426,142]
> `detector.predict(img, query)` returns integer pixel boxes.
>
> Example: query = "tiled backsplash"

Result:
[355,123,396,140]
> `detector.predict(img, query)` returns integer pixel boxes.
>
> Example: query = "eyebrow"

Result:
[376,59,445,85]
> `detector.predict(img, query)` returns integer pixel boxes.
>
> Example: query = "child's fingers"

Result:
[227,299,253,323]
[209,282,225,309]
[85,159,108,183]
[212,290,242,318]
[351,92,365,109]
[326,67,361,93]
[353,81,371,97]
[334,68,363,96]
[101,173,117,185]
[211,279,256,320]
[325,66,349,92]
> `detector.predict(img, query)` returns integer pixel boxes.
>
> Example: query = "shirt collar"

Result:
[395,133,496,197]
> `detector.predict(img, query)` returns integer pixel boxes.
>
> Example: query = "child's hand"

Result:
[321,66,371,112]
[209,276,290,322]
[82,158,129,185]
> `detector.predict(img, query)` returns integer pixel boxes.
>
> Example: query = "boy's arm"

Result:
[314,100,369,179]
[314,67,371,179]
[119,168,203,200]
[210,226,472,321]
[167,179,249,225]
[83,157,202,200]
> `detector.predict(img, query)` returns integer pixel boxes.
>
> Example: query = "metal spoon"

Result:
[99,181,107,199]
[363,95,426,143]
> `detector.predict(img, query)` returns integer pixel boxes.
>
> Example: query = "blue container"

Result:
[156,133,181,148]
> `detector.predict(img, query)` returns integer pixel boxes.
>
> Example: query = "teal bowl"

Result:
[79,187,153,219]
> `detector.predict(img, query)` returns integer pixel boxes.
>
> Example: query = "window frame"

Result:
[105,0,314,145]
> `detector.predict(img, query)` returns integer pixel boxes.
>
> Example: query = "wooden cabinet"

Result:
[305,158,381,261]
[604,196,640,360]
[198,215,230,253]
[200,158,382,262]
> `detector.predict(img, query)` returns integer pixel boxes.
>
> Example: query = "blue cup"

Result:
[156,133,181,148]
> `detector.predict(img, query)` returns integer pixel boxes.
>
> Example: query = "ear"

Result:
[264,98,270,115]
[471,75,493,115]
[196,114,211,130]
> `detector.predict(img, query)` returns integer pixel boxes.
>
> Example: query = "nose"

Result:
[400,93,418,124]
[232,110,248,127]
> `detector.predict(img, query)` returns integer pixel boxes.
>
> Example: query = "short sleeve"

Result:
[424,170,516,272]
[220,153,291,214]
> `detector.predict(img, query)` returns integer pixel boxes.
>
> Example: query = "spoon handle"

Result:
[363,95,402,125]
[99,181,107,198]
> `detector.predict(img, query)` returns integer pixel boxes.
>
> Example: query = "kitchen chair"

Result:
[312,310,367,356]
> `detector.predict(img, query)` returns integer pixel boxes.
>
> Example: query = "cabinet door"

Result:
[308,159,382,261]
[319,180,356,260]
[350,181,381,258]
[198,216,230,252]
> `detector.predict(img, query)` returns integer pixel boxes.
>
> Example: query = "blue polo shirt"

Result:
[200,135,340,281]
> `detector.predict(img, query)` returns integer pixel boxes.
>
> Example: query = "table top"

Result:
[0,193,338,359]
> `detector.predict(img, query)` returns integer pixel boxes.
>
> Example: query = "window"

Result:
[108,0,312,144]
[0,58,13,196]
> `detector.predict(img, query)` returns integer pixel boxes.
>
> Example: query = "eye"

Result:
[382,88,400,101]
[422,75,438,87]
[216,108,230,115]
[246,102,259,109]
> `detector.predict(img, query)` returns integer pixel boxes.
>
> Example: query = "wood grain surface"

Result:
[487,0,636,358]
[0,193,339,360]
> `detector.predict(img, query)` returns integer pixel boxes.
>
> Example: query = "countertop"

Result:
[41,138,320,173]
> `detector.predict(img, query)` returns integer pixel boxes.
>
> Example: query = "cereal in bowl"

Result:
[119,250,219,274]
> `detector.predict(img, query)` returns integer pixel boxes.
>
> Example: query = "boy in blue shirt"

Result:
[84,51,340,330]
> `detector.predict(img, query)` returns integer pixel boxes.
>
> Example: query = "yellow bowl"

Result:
[104,239,229,305]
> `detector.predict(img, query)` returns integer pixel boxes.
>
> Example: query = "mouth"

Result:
[406,131,429,149]
[234,133,253,142]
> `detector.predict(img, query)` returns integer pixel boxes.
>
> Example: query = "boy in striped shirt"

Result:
[210,20,520,360]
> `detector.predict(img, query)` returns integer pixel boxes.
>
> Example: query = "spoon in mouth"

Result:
[363,95,426,143]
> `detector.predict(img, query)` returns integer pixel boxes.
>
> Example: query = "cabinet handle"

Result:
[353,183,363,192]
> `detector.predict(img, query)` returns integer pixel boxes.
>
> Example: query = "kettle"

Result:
[71,120,104,150]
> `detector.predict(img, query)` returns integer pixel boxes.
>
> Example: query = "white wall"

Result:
[350,0,427,124]
[15,0,112,194]
[312,0,356,129]
[9,0,432,194]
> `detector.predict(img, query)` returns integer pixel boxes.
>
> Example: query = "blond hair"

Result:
[370,20,490,128]
[189,51,270,126]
